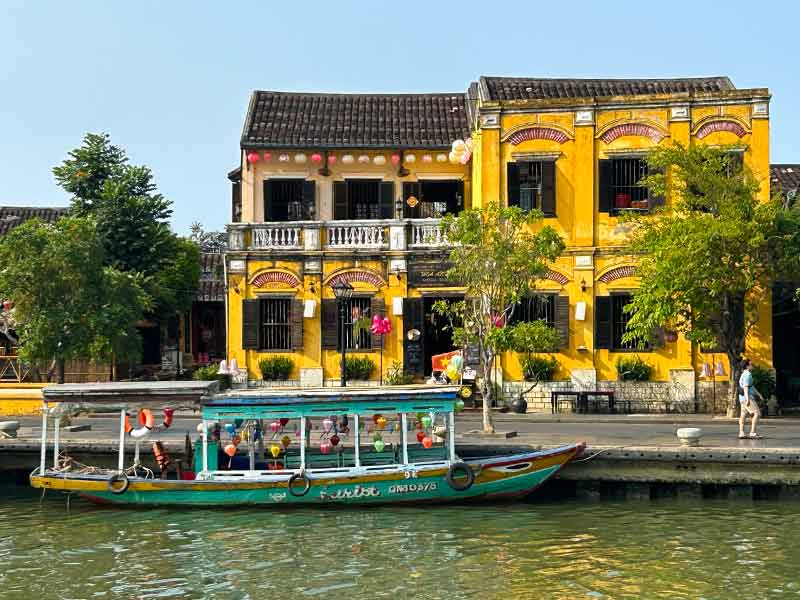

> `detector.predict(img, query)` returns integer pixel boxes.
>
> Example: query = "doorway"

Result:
[773,283,800,407]
[423,296,462,376]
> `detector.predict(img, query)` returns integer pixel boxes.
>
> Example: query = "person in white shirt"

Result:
[738,359,762,439]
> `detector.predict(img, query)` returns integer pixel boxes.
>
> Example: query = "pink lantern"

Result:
[422,436,433,449]
[311,153,323,163]
[381,317,392,334]
[322,418,333,433]
[262,152,272,161]
[391,154,401,166]
[2,300,10,311]
[246,152,260,164]
[328,155,337,165]
[492,314,505,328]
[320,441,332,454]
[223,444,237,457]
[370,314,382,335]
[270,421,280,433]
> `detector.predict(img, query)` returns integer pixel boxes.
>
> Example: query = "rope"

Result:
[572,446,627,463]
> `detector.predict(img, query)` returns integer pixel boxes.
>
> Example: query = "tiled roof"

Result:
[478,76,735,101]
[198,252,225,302]
[0,206,68,236]
[242,91,470,150]
[771,164,800,197]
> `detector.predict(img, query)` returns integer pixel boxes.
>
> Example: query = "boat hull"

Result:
[30,443,583,507]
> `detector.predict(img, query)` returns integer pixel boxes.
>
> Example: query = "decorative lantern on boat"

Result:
[422,436,433,449]
[455,399,465,413]
[224,444,237,457]
[280,418,289,427]
[322,418,333,433]
[280,435,291,448]
[262,152,272,161]
[330,434,340,447]
[373,436,385,452]
[320,440,332,454]
[270,421,280,433]
[391,154,401,166]
[421,415,432,429]
[270,445,282,458]
[311,153,323,163]
[416,431,425,443]
[328,154,337,165]
[376,415,387,430]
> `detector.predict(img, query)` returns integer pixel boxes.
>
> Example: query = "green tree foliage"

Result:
[438,203,565,432]
[53,133,199,315]
[622,144,800,414]
[0,217,149,373]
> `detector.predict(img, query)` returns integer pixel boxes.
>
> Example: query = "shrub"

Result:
[194,363,231,390]
[615,355,653,381]
[344,356,375,380]
[385,361,414,385]
[259,356,294,381]
[750,364,776,410]
[521,355,559,382]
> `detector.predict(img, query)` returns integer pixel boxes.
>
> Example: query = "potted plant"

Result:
[502,321,561,414]
[615,355,653,381]
[258,356,294,383]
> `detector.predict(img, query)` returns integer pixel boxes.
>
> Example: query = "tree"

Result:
[622,144,800,416]
[438,203,565,432]
[0,217,149,379]
[189,222,228,253]
[53,133,199,316]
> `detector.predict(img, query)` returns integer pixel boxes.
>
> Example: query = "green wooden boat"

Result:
[30,383,584,507]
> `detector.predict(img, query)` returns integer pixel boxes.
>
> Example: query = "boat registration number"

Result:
[389,482,438,494]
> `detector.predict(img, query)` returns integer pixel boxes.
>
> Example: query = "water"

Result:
[0,485,798,599]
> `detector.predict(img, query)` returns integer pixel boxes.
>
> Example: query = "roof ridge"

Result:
[253,90,466,98]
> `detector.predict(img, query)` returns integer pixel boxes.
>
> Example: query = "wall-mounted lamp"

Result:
[307,282,316,295]
[580,278,587,293]
[392,267,403,283]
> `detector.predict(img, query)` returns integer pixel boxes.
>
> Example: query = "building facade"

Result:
[225,77,773,410]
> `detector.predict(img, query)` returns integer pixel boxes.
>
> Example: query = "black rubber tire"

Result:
[107,473,130,495]
[445,462,475,492]
[287,472,311,497]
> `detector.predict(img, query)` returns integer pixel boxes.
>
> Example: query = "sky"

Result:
[1,1,798,234]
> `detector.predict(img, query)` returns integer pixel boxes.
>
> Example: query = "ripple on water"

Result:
[0,489,799,599]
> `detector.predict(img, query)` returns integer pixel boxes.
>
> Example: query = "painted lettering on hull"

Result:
[319,485,381,501]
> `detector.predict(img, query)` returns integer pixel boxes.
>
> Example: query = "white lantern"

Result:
[448,151,459,164]
[452,139,466,154]
[342,154,355,164]
[422,154,433,163]
[278,154,290,162]
[373,155,386,166]
[358,155,370,164]
[294,153,307,164]
[436,153,448,163]
[404,153,416,164]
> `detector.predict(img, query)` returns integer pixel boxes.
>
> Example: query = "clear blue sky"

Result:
[1,1,797,233]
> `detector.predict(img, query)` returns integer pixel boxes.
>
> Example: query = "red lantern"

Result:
[416,431,425,443]
[279,418,289,427]
[391,154,401,166]
[224,444,236,457]
[246,152,260,164]
[328,155,337,165]
[2,300,10,311]
[262,152,272,161]
[330,434,340,446]
[311,153,323,163]
[422,436,433,449]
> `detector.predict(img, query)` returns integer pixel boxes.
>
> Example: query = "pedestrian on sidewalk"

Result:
[738,359,762,439]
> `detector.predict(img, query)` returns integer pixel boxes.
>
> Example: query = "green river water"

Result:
[0,485,798,599]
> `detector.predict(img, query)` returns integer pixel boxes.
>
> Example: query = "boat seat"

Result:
[406,445,448,463]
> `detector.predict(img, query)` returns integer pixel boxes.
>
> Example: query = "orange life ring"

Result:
[127,409,154,439]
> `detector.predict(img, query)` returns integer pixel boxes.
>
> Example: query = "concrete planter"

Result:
[676,427,703,447]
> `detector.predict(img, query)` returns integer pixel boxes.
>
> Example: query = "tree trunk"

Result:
[480,346,495,433]
[722,292,746,418]
[56,358,65,385]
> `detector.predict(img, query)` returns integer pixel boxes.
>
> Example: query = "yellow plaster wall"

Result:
[0,384,45,416]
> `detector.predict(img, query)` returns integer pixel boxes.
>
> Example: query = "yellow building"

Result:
[225,77,773,412]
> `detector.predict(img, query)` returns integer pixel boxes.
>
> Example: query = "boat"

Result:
[30,382,584,506]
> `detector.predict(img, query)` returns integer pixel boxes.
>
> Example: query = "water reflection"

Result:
[0,486,798,599]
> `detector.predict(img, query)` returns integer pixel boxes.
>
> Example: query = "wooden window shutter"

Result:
[333,181,348,220]
[263,180,274,221]
[555,294,569,349]
[321,299,339,349]
[231,181,242,223]
[541,161,557,217]
[507,162,520,208]
[403,298,425,376]
[594,296,612,349]
[402,182,421,218]
[290,299,304,350]
[379,181,395,219]
[242,299,260,349]
[302,180,316,220]
[370,295,386,351]
[598,159,613,213]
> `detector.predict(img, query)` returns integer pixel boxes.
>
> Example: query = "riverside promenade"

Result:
[3,412,800,500]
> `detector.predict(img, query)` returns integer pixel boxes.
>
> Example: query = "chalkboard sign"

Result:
[408,259,456,287]
[464,343,480,366]
[403,298,425,376]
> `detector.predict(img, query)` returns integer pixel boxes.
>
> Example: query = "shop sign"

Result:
[408,259,456,287]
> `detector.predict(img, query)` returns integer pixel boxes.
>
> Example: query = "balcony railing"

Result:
[228,218,448,252]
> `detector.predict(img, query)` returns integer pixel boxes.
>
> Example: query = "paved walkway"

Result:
[3,413,800,449]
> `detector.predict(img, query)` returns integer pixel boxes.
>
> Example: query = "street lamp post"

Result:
[331,280,354,387]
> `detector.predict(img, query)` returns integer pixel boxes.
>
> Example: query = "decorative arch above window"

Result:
[598,123,667,144]
[544,269,570,285]
[325,269,386,289]
[597,265,638,283]
[249,270,301,289]
[694,118,748,139]
[504,125,571,145]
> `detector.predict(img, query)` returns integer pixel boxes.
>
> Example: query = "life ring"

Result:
[125,409,155,439]
[107,472,130,494]
[445,462,475,492]
[287,471,311,497]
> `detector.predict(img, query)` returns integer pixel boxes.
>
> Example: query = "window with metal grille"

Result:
[609,158,649,213]
[517,162,544,212]
[264,179,305,222]
[611,294,647,351]
[338,297,372,351]
[259,298,291,350]
[510,294,555,328]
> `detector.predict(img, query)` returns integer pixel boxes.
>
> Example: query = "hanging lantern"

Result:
[279,418,289,427]
[320,440,332,454]
[330,434,340,446]
[421,415,432,429]
[294,153,307,164]
[454,399,465,413]
[311,153,323,163]
[294,428,301,437]
[373,155,386,166]
[358,155,370,164]
[436,153,448,163]
[416,431,425,443]
[246,152,260,164]
[342,154,355,164]
[281,435,291,448]
[232,435,241,446]
[328,154,337,165]
[373,438,386,452]
[278,154,290,162]
[449,151,459,164]
[391,154,401,166]
[270,421,280,433]
[422,436,433,449]
[376,415,387,430]
[322,418,333,432]
[262,152,272,161]
[2,300,11,310]
[223,444,237,457]
[422,154,433,163]
[224,423,235,436]
[405,153,416,164]
[270,445,282,458]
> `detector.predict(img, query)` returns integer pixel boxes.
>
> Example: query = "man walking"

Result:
[738,359,762,439]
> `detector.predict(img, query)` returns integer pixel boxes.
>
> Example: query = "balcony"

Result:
[228,219,449,252]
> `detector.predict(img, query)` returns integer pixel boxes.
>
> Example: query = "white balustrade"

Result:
[250,225,302,249]
[325,222,387,249]
[409,220,448,248]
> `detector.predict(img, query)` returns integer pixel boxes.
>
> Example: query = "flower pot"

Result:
[509,396,528,414]
[615,193,632,209]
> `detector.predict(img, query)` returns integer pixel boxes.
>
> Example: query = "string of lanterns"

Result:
[245,138,473,168]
